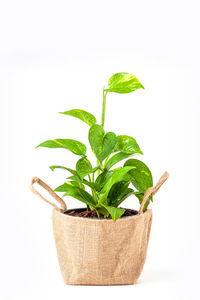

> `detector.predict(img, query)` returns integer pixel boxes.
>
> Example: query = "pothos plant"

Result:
[36,72,153,221]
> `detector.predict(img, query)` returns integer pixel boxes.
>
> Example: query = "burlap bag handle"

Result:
[30,177,67,212]
[138,171,169,215]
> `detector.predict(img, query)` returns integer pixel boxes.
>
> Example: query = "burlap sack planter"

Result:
[30,172,168,286]
[52,208,152,285]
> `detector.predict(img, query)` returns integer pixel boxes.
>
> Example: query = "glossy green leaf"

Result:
[117,189,138,206]
[95,170,114,190]
[55,181,85,190]
[102,204,125,222]
[134,192,144,204]
[106,72,144,94]
[94,204,110,217]
[76,157,92,178]
[90,166,101,173]
[88,125,117,163]
[50,166,83,184]
[108,181,130,206]
[124,159,153,192]
[105,152,131,170]
[54,183,76,192]
[62,186,96,207]
[60,109,96,126]
[67,175,82,182]
[114,135,143,155]
[99,166,134,203]
[82,179,100,191]
[49,165,78,176]
[68,181,85,189]
[36,139,86,156]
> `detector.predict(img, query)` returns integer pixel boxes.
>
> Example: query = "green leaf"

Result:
[89,125,117,163]
[66,181,85,189]
[50,166,83,185]
[67,175,82,182]
[134,192,144,204]
[54,183,76,192]
[36,139,86,156]
[95,170,114,190]
[106,72,144,94]
[54,181,85,190]
[76,157,92,178]
[105,152,131,170]
[83,179,100,191]
[49,165,78,176]
[62,186,96,207]
[117,189,138,206]
[60,109,96,126]
[102,204,125,222]
[108,181,130,206]
[90,166,101,173]
[124,159,153,192]
[98,166,134,203]
[114,135,143,155]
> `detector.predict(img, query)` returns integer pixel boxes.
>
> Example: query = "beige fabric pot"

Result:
[52,208,152,285]
[30,172,169,285]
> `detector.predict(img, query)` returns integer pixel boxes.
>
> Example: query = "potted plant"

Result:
[31,72,169,285]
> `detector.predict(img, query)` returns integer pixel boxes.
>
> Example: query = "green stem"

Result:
[101,89,107,128]
[88,174,92,182]
[97,159,101,176]
[88,174,95,202]
[92,171,95,182]
[103,153,111,169]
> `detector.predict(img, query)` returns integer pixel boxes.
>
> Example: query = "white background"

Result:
[0,0,200,299]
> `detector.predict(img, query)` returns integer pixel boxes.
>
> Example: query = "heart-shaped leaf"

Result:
[88,124,116,163]
[60,109,96,126]
[102,204,125,222]
[98,166,134,203]
[55,184,95,207]
[106,72,144,94]
[76,157,92,178]
[108,181,130,206]
[105,152,131,170]
[114,135,143,154]
[36,139,86,156]
[124,159,153,192]
[95,170,115,191]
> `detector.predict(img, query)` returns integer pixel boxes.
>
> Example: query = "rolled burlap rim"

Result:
[30,172,169,215]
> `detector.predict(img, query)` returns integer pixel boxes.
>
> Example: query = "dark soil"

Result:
[64,208,138,219]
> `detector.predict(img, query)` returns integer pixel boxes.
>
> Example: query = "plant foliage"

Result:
[36,72,153,221]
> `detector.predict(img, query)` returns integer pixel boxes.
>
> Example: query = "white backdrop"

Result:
[1,0,200,299]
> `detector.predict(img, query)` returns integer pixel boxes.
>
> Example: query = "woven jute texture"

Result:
[30,172,169,286]
[52,209,152,285]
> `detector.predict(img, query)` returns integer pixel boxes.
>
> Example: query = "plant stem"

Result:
[99,89,108,175]
[97,159,101,176]
[88,174,95,203]
[103,153,111,169]
[101,89,107,128]
[88,174,92,182]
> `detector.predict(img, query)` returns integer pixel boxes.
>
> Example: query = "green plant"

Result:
[36,72,153,221]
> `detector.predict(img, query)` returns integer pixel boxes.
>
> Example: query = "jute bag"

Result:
[30,172,169,285]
